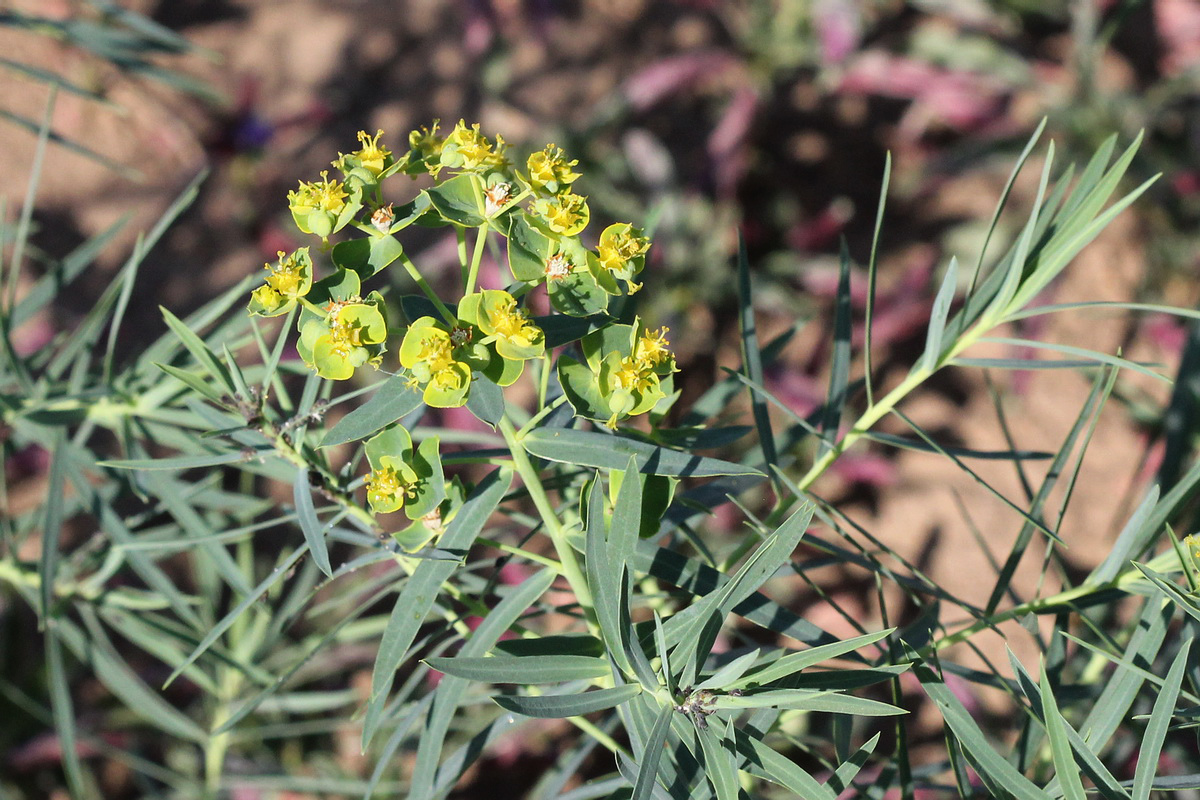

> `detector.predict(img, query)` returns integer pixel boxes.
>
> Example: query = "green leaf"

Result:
[294,466,332,578]
[819,239,853,457]
[39,432,67,623]
[549,268,610,317]
[522,428,763,478]
[903,644,1047,800]
[320,375,423,447]
[493,684,642,718]
[495,634,604,658]
[697,720,740,800]
[863,150,891,404]
[632,705,674,800]
[365,469,512,746]
[163,544,310,687]
[668,502,816,686]
[1038,665,1087,800]
[426,174,484,226]
[99,450,270,471]
[963,337,1168,383]
[507,211,552,282]
[1135,565,1200,623]
[1090,454,1200,584]
[466,373,505,427]
[331,233,404,278]
[45,625,90,799]
[65,613,208,743]
[712,689,905,716]
[736,234,778,472]
[634,540,840,652]
[159,306,235,394]
[735,728,836,800]
[536,312,609,348]
[826,732,881,796]
[922,256,958,371]
[1133,638,1192,800]
[864,431,1050,461]
[424,655,610,684]
[740,629,894,687]
[409,569,556,800]
[585,474,630,676]
[694,649,760,691]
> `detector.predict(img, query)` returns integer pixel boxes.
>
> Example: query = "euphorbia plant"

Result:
[74,121,1199,798]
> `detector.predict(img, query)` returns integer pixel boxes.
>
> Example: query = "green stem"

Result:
[464,226,488,296]
[929,549,1177,656]
[497,416,597,626]
[456,227,469,286]
[520,394,567,437]
[397,252,457,327]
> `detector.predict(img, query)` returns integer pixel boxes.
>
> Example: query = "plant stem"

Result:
[929,550,1177,656]
[397,252,457,326]
[464,226,488,296]
[497,416,597,627]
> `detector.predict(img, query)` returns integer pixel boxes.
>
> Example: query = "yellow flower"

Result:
[338,129,392,177]
[417,331,455,374]
[365,465,418,514]
[613,356,657,393]
[409,121,445,158]
[527,144,581,193]
[533,191,589,236]
[636,326,672,369]
[443,120,508,171]
[288,171,348,215]
[263,250,306,297]
[597,223,650,293]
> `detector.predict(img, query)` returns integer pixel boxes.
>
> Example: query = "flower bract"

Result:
[248,248,314,317]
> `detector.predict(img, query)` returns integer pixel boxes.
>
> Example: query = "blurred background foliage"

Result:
[4,0,1200,797]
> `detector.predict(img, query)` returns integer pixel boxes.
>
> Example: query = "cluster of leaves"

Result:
[6,105,1200,800]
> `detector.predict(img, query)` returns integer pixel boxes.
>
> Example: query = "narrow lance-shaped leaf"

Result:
[922,256,958,372]
[523,428,764,478]
[736,234,778,470]
[159,306,236,394]
[320,375,423,447]
[493,683,642,719]
[739,628,894,687]
[1133,638,1192,800]
[902,644,1047,800]
[819,239,853,457]
[410,569,557,800]
[364,469,512,747]
[1038,662,1087,800]
[424,655,610,684]
[632,704,674,800]
[695,648,760,691]
[697,719,740,800]
[294,466,332,578]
